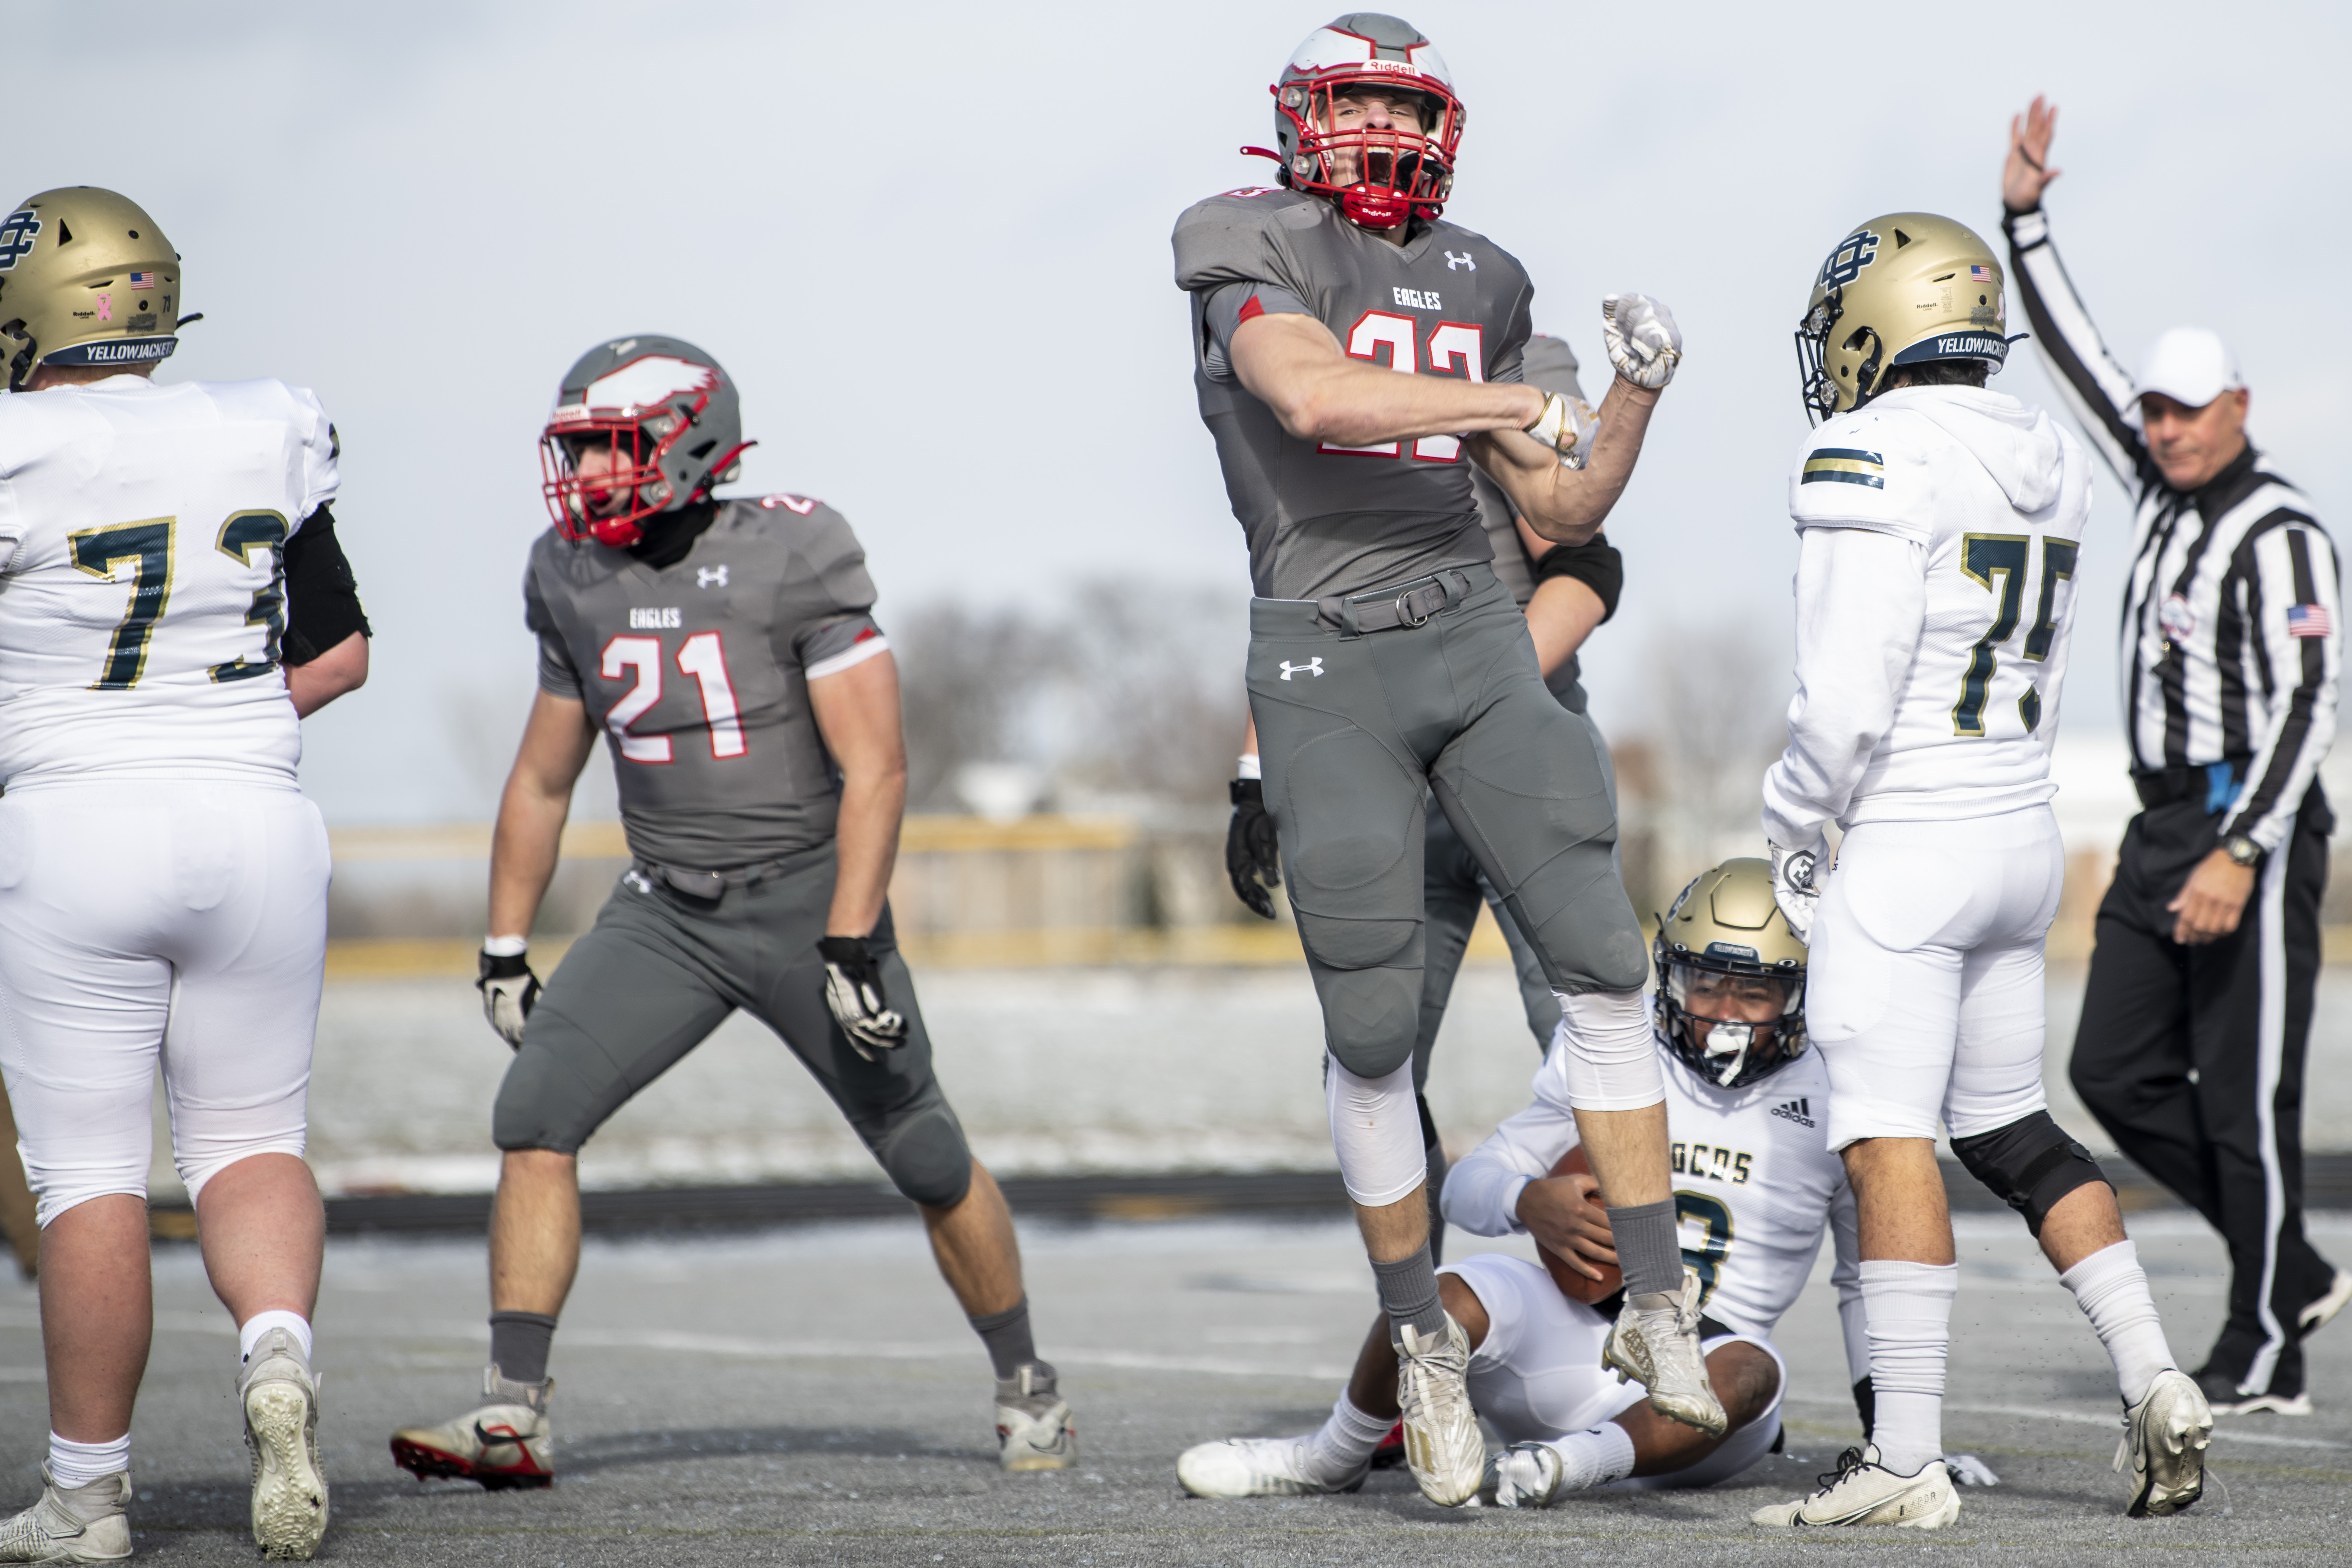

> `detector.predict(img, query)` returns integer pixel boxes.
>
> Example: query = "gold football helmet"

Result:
[0,188,183,391]
[1796,211,2009,423]
[1652,857,1808,1089]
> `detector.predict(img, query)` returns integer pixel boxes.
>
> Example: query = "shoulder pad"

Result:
[1172,187,1319,291]
[1788,409,1929,540]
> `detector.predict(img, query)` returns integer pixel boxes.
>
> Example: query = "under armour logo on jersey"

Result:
[0,211,39,272]
[697,565,729,589]
[1444,250,1475,271]
[1818,229,1881,289]
[1770,1097,1815,1129]
[1279,658,1324,680]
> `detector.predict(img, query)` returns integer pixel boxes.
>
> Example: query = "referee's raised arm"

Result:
[1999,96,2150,491]
[2022,95,2352,1420]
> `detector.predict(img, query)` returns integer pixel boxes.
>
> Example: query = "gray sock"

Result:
[1371,1245,1448,1342]
[968,1297,1037,1383]
[1611,1198,1684,1299]
[488,1311,558,1385]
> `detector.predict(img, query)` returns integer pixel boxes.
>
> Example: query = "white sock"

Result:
[1306,1392,1393,1483]
[2059,1240,2176,1405]
[1860,1259,1957,1475]
[238,1309,313,1365]
[1543,1423,1637,1491]
[47,1433,129,1489]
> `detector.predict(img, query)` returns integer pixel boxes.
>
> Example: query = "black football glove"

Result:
[1226,778,1283,920]
[477,946,540,1050]
[818,934,909,1061]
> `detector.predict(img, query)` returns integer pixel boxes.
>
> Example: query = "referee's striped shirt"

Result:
[2006,205,2341,852]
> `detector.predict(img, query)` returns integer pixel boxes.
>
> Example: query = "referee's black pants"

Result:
[2069,789,2336,1398]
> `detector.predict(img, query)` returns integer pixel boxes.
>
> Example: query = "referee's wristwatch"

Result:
[2222,833,2264,868]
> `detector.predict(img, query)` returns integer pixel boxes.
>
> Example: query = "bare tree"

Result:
[1633,625,1793,905]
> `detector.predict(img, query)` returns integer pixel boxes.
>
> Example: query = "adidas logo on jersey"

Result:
[629,607,682,629]
[1770,1097,1815,1129]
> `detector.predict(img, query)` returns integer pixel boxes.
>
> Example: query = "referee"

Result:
[2003,96,2349,1415]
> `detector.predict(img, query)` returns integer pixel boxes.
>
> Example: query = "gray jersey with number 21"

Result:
[523,495,888,872]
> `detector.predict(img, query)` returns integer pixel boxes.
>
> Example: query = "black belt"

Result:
[633,857,791,901]
[2131,761,2248,814]
[1314,570,1474,636]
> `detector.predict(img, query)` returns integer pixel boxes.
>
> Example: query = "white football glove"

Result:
[1602,293,1683,390]
[818,934,910,1061]
[1767,840,1824,945]
[476,945,540,1050]
[1522,391,1601,469]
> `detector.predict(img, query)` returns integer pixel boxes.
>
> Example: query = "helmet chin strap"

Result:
[1701,1021,1754,1087]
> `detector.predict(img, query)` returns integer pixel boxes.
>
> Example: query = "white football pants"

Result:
[1442,1251,1786,1488]
[1805,806,2064,1150]
[0,783,330,1225]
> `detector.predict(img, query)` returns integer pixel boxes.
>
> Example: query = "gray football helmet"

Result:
[1255,14,1463,230]
[539,334,752,547]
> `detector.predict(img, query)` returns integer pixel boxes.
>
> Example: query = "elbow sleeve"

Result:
[1532,534,1624,621]
[282,504,372,665]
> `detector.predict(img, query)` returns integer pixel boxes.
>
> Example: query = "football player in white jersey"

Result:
[1754,214,2210,1530]
[0,188,372,1562]
[1177,860,1867,1504]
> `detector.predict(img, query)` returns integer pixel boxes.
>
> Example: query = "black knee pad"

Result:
[1948,1111,2109,1237]
[871,1096,974,1208]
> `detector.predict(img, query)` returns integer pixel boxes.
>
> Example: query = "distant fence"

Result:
[324,815,1525,975]
[319,818,2352,978]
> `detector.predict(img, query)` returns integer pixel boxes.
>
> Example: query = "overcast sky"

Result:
[13,0,2346,822]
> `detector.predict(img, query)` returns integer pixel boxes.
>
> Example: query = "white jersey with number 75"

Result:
[1762,384,2093,845]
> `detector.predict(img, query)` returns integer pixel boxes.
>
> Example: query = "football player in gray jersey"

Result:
[1175,15,1699,1506]
[1230,332,1623,1225]
[1228,333,1624,1471]
[389,337,1074,1489]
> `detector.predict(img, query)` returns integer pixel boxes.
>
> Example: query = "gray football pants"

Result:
[1249,564,1646,1081]
[1415,794,1564,1090]
[493,844,974,1209]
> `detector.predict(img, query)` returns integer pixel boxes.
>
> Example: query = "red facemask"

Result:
[1254,72,1463,229]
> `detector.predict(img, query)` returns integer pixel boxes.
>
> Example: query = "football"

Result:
[1536,1145,1621,1304]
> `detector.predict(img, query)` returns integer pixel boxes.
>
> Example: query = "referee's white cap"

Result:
[2129,326,2244,415]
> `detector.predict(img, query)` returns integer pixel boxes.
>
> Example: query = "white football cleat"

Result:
[1751,1444,1960,1529]
[390,1367,555,1489]
[1489,1442,1565,1509]
[0,1467,130,1563]
[1604,1266,1727,1437]
[996,1362,1076,1472]
[1395,1316,1484,1508]
[1177,1435,1365,1499]
[2116,1368,2211,1517]
[240,1327,328,1560]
